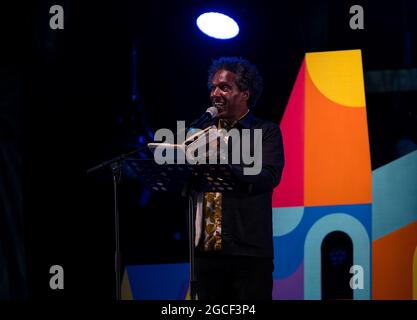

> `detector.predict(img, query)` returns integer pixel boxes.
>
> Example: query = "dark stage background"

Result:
[0,0,416,299]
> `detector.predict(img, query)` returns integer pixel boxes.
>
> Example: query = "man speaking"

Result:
[194,57,285,300]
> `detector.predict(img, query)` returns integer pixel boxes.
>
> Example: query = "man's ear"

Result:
[242,90,250,101]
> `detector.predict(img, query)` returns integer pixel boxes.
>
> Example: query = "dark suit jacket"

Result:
[198,111,285,258]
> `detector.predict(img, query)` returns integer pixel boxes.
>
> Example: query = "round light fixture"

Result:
[196,12,239,40]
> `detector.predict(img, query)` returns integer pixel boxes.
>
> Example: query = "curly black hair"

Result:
[207,57,263,109]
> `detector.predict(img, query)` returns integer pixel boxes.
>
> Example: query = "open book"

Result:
[148,125,223,164]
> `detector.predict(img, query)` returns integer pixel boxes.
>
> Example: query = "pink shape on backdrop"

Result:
[272,261,304,300]
[272,60,305,207]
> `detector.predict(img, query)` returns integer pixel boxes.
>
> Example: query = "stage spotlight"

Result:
[196,12,239,40]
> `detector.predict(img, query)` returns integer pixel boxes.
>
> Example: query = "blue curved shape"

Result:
[273,204,371,280]
[273,207,304,236]
[304,213,371,300]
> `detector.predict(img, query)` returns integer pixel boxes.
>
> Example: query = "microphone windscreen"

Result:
[206,106,218,118]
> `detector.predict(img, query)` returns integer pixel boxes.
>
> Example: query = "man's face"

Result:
[210,69,249,121]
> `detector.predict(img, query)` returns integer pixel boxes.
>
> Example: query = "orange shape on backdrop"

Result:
[372,221,417,300]
[304,70,372,206]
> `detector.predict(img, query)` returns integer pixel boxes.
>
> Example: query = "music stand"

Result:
[87,147,148,300]
[122,158,237,300]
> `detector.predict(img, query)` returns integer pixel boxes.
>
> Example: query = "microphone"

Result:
[188,106,218,129]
